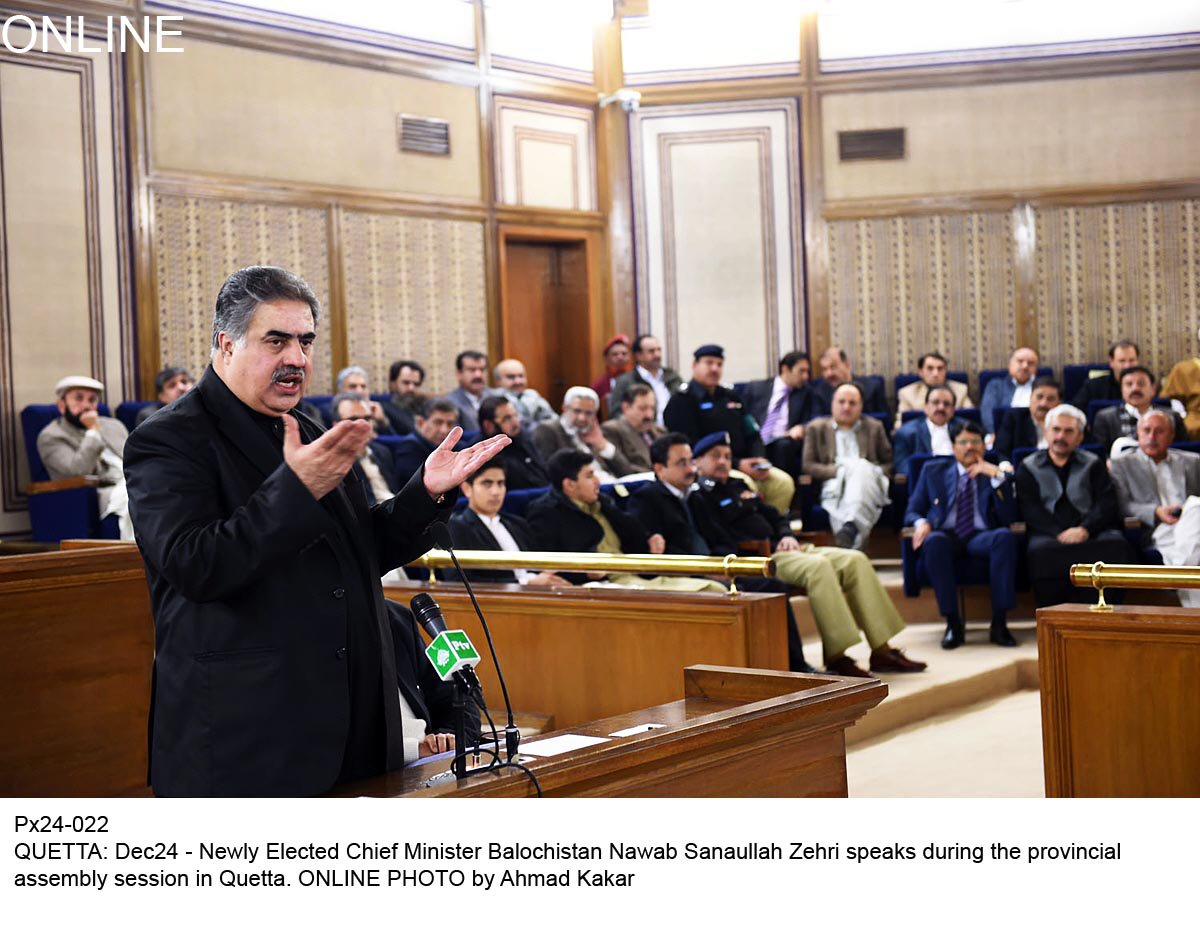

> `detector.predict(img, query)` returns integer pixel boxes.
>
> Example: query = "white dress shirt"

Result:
[1009,378,1035,408]
[477,511,534,584]
[635,365,671,424]
[834,423,861,461]
[926,419,953,456]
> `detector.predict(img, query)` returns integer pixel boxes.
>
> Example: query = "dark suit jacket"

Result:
[381,398,416,436]
[366,439,401,492]
[445,508,542,583]
[600,418,665,473]
[628,480,710,556]
[801,416,893,481]
[904,458,1017,531]
[531,420,637,477]
[1072,372,1122,411]
[741,378,814,436]
[993,408,1039,463]
[1015,450,1119,538]
[891,417,962,477]
[495,433,550,490]
[1091,405,1186,454]
[526,489,650,584]
[123,366,451,796]
[810,375,888,417]
[385,600,479,744]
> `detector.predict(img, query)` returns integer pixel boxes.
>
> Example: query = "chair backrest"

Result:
[115,401,154,432]
[20,403,111,482]
[1062,362,1108,402]
[895,371,969,396]
[1085,399,1121,427]
[303,395,335,426]
[732,381,750,399]
[1171,441,1200,454]
[907,453,954,494]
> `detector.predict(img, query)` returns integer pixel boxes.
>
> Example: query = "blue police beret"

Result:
[694,431,732,458]
[693,344,725,360]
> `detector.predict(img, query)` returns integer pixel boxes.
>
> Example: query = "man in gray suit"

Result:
[533,385,636,482]
[601,381,665,473]
[1112,409,1200,605]
[37,374,133,539]
[443,350,489,432]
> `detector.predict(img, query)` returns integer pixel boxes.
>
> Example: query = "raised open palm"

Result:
[423,426,511,497]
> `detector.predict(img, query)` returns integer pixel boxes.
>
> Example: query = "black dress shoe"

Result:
[834,522,858,549]
[941,620,965,649]
[791,659,818,673]
[824,655,872,678]
[990,623,1018,647]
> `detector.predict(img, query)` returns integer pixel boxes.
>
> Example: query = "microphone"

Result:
[429,521,521,763]
[409,592,482,692]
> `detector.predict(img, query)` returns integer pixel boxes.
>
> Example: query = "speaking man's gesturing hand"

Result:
[423,426,511,499]
[282,413,372,500]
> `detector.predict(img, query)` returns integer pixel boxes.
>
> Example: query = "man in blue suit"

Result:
[905,421,1019,649]
[892,385,961,477]
[980,346,1040,433]
[390,397,467,481]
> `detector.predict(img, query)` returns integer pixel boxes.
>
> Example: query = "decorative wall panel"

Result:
[1034,199,1200,381]
[339,212,487,395]
[495,97,596,211]
[632,100,803,384]
[152,194,334,392]
[827,212,1016,394]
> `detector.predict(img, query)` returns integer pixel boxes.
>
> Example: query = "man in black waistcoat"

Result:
[124,266,509,797]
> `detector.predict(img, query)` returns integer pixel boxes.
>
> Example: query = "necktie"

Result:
[761,389,788,442]
[954,472,976,542]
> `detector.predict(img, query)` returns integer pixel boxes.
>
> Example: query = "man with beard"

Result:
[602,382,666,473]
[382,359,425,435]
[478,393,549,490]
[38,374,133,539]
[532,386,636,482]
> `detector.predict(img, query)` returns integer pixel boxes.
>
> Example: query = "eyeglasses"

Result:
[954,438,984,448]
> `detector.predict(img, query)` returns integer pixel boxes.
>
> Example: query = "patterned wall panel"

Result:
[153,194,333,393]
[1034,199,1200,381]
[339,212,487,395]
[827,211,1016,392]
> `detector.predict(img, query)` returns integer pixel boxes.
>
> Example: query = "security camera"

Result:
[597,88,641,113]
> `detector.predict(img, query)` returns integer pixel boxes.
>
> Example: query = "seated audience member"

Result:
[1164,328,1200,440]
[335,365,390,434]
[445,350,489,432]
[906,422,1019,648]
[993,376,1061,464]
[527,450,723,594]
[38,375,133,540]
[601,382,665,473]
[629,432,816,672]
[742,350,814,472]
[383,359,425,435]
[611,333,681,424]
[803,382,892,549]
[810,346,888,416]
[892,385,960,477]
[493,358,556,427]
[391,397,464,482]
[533,386,636,482]
[1073,340,1139,411]
[385,599,480,759]
[687,432,923,677]
[1111,410,1200,605]
[895,352,973,427]
[980,346,1041,433]
[332,393,400,504]
[136,366,195,425]
[1091,366,1185,457]
[478,394,549,490]
[590,334,632,415]
[664,344,795,514]
[444,459,569,586]
[1015,404,1136,606]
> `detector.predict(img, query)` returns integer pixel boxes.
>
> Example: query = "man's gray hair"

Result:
[1137,408,1175,432]
[562,386,599,408]
[331,392,370,420]
[211,266,320,351]
[1044,403,1087,431]
[336,365,368,390]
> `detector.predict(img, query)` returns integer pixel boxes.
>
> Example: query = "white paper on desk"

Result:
[609,723,667,738]
[518,734,610,757]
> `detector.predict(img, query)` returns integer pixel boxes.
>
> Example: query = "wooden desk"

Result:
[384,582,789,727]
[335,665,886,797]
[1038,604,1200,797]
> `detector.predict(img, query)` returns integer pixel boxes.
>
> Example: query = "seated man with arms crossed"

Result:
[1111,409,1200,606]
[687,432,923,677]
[906,422,1019,649]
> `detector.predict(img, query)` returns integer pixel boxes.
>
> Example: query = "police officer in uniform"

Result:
[663,344,795,514]
[690,431,925,678]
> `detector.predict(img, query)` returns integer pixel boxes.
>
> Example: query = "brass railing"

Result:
[1069,562,1200,611]
[413,550,774,593]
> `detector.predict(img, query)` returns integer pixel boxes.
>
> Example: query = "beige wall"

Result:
[823,70,1200,200]
[149,38,482,199]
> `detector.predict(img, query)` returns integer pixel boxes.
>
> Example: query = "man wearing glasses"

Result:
[905,421,1020,649]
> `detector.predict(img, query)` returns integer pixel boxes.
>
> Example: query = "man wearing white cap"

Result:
[37,375,133,539]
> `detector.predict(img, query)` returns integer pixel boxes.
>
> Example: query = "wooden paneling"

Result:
[1038,604,1200,797]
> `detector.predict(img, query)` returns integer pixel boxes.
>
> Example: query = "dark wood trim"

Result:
[798,13,823,357]
[26,476,99,496]
[127,49,159,399]
[594,16,634,338]
[324,205,348,378]
[1013,204,1037,354]
[494,205,605,229]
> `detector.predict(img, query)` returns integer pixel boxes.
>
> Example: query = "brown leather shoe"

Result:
[824,655,872,678]
[869,646,928,673]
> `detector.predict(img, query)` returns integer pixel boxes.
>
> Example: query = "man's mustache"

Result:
[271,366,305,382]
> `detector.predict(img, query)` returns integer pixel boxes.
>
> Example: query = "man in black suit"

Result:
[1090,366,1185,456]
[391,396,467,482]
[993,376,1061,464]
[445,458,568,586]
[332,393,401,504]
[123,265,508,796]
[1072,339,1139,412]
[811,346,888,416]
[478,394,549,490]
[741,350,813,473]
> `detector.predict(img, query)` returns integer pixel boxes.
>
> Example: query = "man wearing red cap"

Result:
[590,334,632,417]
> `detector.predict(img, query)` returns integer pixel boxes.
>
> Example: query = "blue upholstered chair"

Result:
[1062,362,1108,403]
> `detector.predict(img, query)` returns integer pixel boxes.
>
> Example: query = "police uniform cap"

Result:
[694,431,731,458]
[693,344,725,361]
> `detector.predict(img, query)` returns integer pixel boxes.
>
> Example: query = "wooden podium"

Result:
[334,665,886,798]
[1038,604,1200,797]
